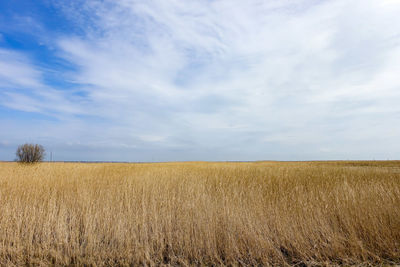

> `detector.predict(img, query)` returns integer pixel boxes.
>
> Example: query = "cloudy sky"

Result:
[1,0,400,161]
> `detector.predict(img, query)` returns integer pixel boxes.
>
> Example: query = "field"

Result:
[0,161,399,266]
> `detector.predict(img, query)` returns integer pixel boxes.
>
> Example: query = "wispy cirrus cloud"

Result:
[1,0,400,161]
[0,49,42,88]
[0,48,86,116]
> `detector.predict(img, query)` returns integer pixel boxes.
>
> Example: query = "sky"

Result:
[1,0,400,162]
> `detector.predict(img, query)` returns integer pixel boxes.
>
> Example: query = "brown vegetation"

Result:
[0,161,399,266]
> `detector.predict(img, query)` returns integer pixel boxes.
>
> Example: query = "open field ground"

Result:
[0,161,399,266]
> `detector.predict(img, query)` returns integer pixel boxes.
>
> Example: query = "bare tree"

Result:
[16,144,45,163]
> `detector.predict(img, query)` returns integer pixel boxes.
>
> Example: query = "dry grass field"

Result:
[0,161,399,266]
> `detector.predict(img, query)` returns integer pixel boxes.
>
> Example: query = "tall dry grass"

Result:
[0,161,399,266]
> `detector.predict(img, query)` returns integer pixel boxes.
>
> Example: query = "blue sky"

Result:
[1,0,400,161]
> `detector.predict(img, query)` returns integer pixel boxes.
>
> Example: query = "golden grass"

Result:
[0,161,399,266]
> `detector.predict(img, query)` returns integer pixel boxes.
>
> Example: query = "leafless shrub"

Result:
[16,143,45,163]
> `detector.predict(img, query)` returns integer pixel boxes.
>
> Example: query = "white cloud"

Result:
[0,48,91,121]
[1,0,400,160]
[0,49,43,88]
